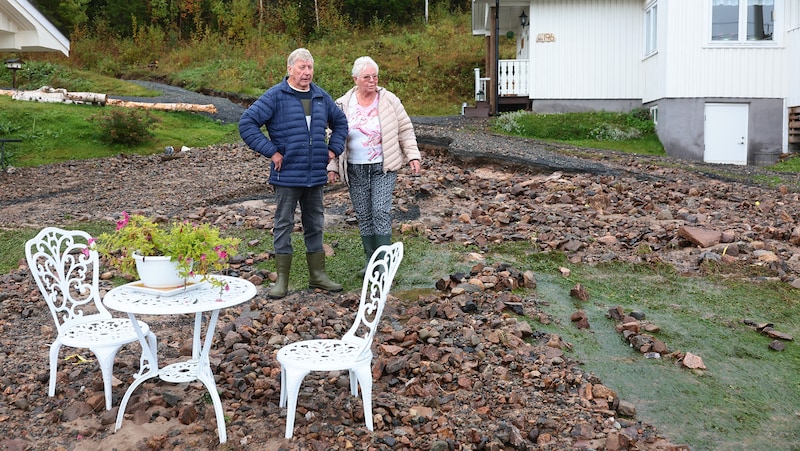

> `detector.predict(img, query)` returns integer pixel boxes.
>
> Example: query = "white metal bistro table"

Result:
[103,275,257,444]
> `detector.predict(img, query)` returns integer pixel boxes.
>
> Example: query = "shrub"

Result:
[494,110,528,135]
[18,61,61,91]
[625,108,656,134]
[90,108,160,145]
[589,123,643,141]
[493,109,657,142]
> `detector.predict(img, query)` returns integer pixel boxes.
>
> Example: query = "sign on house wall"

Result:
[536,33,555,42]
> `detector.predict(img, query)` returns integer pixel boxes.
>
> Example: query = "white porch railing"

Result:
[473,68,489,100]
[499,59,529,97]
[473,60,530,99]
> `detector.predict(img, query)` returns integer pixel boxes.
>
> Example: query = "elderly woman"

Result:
[328,56,421,272]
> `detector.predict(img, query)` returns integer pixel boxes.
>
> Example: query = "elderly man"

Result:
[239,48,348,298]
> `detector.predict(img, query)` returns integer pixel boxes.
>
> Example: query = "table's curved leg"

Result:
[116,313,160,432]
[196,366,227,443]
[136,331,158,378]
[196,309,227,443]
[192,312,203,360]
[115,369,159,431]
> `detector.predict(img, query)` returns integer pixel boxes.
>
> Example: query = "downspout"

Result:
[494,0,499,116]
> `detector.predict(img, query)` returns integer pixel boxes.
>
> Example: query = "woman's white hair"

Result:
[351,56,379,78]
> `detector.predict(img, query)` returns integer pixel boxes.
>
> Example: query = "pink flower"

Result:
[115,211,130,231]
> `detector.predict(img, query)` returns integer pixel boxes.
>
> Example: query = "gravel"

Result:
[108,80,249,124]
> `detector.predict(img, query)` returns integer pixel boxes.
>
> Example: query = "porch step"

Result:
[464,101,489,118]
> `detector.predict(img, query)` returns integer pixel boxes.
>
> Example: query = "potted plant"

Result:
[89,211,241,289]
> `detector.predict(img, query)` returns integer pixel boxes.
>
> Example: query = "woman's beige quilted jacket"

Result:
[328,86,421,185]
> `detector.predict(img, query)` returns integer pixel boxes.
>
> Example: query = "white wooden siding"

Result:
[788,1,800,106]
[789,29,800,106]
[641,54,661,104]
[656,0,787,100]
[789,0,800,31]
[472,0,490,35]
[642,0,664,103]
[529,0,642,99]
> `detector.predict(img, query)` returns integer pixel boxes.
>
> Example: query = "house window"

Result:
[712,0,774,42]
[644,2,658,56]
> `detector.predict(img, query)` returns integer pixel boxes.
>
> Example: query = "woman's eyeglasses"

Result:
[360,74,379,81]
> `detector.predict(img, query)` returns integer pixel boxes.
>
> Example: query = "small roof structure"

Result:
[472,0,528,36]
[0,0,69,56]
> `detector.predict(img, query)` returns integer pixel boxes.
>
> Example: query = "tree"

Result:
[84,0,149,36]
[343,0,423,26]
[30,0,90,35]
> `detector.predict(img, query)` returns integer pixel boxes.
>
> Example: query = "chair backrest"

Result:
[25,227,110,333]
[342,242,404,360]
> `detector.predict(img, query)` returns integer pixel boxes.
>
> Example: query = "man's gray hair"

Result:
[288,48,314,68]
[351,56,379,77]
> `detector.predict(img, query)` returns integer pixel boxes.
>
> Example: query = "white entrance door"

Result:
[704,103,748,165]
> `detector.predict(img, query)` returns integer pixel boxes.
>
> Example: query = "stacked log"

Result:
[105,98,217,113]
[2,86,107,105]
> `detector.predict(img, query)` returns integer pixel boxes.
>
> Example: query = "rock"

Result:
[768,340,786,351]
[629,311,646,320]
[98,409,118,426]
[681,352,706,370]
[592,384,616,399]
[762,328,793,341]
[678,226,721,248]
[61,402,94,421]
[133,407,150,425]
[755,250,780,262]
[571,310,590,329]
[617,400,637,417]
[522,270,537,288]
[597,234,619,245]
[570,283,590,301]
[85,393,106,411]
[174,404,196,425]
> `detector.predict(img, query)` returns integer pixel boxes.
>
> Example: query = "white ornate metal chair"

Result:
[25,227,156,410]
[276,241,404,439]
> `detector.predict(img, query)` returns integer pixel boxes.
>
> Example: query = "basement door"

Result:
[704,103,748,165]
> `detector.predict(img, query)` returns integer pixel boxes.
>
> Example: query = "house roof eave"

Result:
[472,0,531,37]
[0,0,69,57]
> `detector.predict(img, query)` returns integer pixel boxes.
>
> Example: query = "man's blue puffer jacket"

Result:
[238,77,347,188]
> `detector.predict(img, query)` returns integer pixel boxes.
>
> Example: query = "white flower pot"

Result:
[133,253,186,288]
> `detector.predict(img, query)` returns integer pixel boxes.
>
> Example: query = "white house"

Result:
[0,0,69,56]
[471,0,798,165]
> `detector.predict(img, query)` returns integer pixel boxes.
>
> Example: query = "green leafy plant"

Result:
[90,212,241,286]
[490,109,664,155]
[90,108,160,146]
